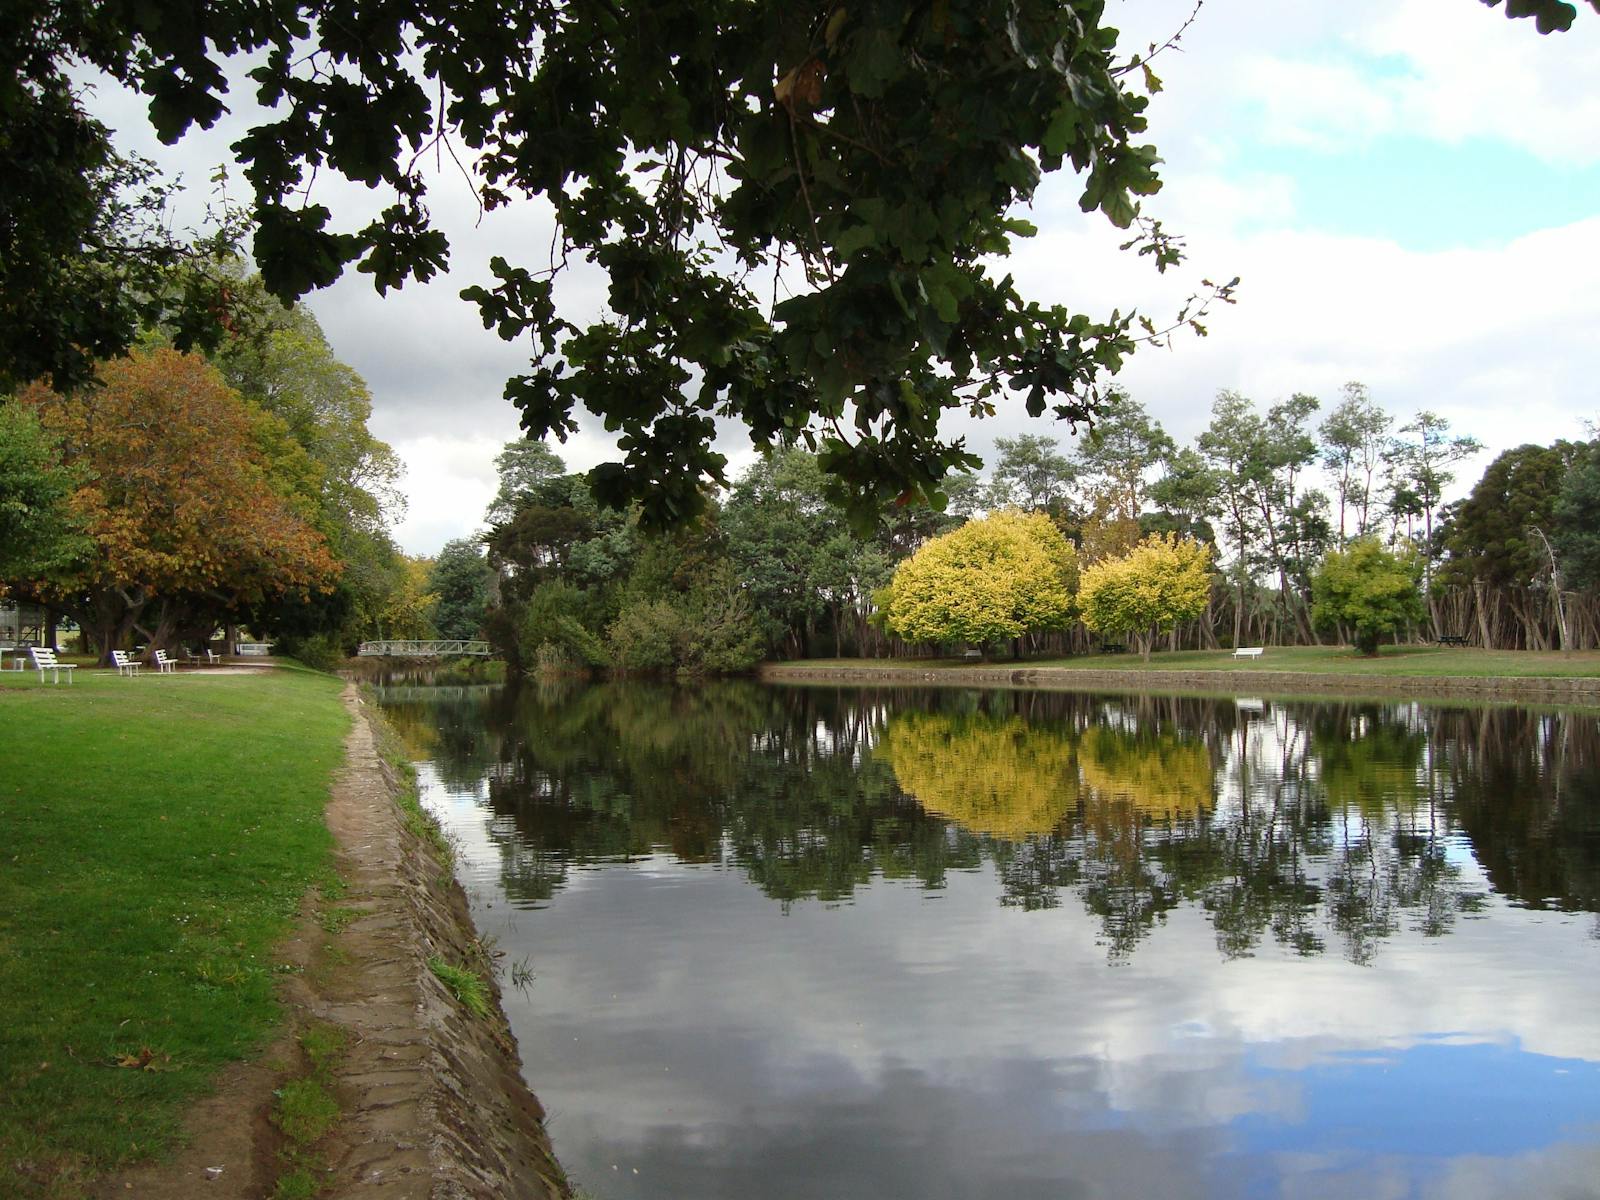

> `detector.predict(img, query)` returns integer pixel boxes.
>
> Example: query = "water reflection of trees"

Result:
[386,680,1600,960]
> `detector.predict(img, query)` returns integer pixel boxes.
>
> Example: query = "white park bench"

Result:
[29,647,76,684]
[1232,646,1265,660]
[153,649,178,673]
[235,642,272,656]
[111,650,141,677]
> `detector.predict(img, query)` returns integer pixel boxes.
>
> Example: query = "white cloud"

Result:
[1217,0,1600,162]
[1358,0,1600,163]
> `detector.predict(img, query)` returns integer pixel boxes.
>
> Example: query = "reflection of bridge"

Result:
[356,639,493,658]
[371,685,498,703]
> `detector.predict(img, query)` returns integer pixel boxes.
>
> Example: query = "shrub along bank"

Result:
[0,665,349,1197]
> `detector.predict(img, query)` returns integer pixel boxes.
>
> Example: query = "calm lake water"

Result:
[375,680,1600,1200]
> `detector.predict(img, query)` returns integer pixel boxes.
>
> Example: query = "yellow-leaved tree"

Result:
[1079,533,1213,661]
[879,510,1078,652]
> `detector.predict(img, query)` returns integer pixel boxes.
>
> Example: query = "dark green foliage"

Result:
[608,565,764,676]
[285,632,347,673]
[1482,0,1600,34]
[485,441,570,526]
[518,580,609,669]
[0,98,246,394]
[429,539,494,641]
[1553,438,1600,589]
[0,404,86,578]
[1442,442,1579,588]
[4,0,1219,528]
[721,448,893,657]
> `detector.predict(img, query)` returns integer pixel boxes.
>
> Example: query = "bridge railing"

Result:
[356,640,492,657]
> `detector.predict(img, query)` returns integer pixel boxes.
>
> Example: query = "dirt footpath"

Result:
[95,685,568,1200]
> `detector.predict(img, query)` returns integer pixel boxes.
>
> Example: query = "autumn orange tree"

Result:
[12,348,339,659]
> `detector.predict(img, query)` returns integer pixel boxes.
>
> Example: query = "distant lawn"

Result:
[784,645,1600,678]
[0,664,349,1197]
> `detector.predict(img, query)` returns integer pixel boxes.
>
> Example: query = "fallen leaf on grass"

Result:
[112,1046,170,1071]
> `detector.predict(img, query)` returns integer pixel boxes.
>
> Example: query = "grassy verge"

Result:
[269,1023,347,1200]
[361,686,455,869]
[0,665,350,1197]
[783,645,1600,678]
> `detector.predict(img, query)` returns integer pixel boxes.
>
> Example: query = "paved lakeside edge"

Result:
[327,684,568,1199]
[759,663,1600,704]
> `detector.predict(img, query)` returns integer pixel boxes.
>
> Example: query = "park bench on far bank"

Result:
[1232,646,1265,660]
[29,647,75,684]
[111,650,141,677]
[1099,643,1127,654]
[1436,634,1469,647]
[153,649,178,674]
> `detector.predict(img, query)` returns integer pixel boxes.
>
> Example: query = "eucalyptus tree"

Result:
[1257,393,1327,639]
[1385,411,1484,595]
[986,434,1079,519]
[1072,390,1176,525]
[1145,446,1220,544]
[1197,391,1269,646]
[1319,382,1392,541]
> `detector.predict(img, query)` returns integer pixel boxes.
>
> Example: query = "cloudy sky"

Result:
[84,0,1600,553]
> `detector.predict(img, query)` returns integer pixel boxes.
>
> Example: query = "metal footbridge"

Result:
[356,639,493,658]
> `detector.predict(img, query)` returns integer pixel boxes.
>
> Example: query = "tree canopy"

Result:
[1311,538,1425,656]
[1552,436,1600,591]
[11,348,340,657]
[880,509,1078,648]
[5,0,1254,528]
[429,538,495,641]
[1077,532,1212,660]
[0,405,85,580]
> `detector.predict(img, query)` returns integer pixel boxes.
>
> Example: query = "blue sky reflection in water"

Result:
[376,682,1600,1200]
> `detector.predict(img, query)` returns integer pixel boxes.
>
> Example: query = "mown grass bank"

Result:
[0,665,349,1197]
[765,646,1600,704]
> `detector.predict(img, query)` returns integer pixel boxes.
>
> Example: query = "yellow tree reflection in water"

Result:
[1076,725,1216,824]
[882,710,1079,838]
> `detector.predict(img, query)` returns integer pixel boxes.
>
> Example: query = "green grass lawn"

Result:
[785,645,1600,677]
[0,663,349,1198]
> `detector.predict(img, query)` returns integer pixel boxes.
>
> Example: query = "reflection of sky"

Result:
[398,693,1600,1200]
[409,802,1600,1200]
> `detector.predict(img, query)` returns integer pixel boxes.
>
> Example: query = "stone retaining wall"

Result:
[331,689,569,1199]
[759,663,1600,704]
